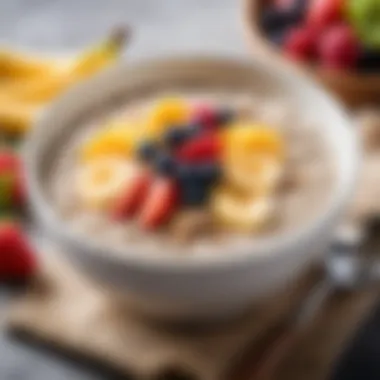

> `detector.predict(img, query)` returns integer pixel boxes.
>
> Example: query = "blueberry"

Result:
[180,181,210,206]
[154,153,177,176]
[216,108,234,126]
[136,140,157,162]
[260,8,301,35]
[196,163,222,184]
[268,30,287,46]
[175,163,197,181]
[186,122,202,138]
[358,48,380,73]
[164,126,189,148]
[292,0,307,19]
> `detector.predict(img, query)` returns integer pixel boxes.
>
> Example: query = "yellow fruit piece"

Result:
[0,98,39,134]
[76,157,137,209]
[0,49,58,79]
[222,124,285,194]
[146,97,189,137]
[81,122,142,162]
[71,26,130,78]
[222,123,284,158]
[211,187,274,232]
[0,27,129,104]
[225,154,283,195]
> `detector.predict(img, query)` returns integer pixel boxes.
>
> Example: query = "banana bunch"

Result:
[0,27,130,136]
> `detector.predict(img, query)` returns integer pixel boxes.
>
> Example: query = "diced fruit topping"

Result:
[81,122,141,162]
[146,97,189,137]
[163,125,191,148]
[176,132,222,163]
[211,188,274,232]
[180,180,211,206]
[154,153,177,176]
[136,140,158,162]
[77,97,286,233]
[139,178,179,230]
[284,26,317,61]
[190,104,217,130]
[222,124,284,159]
[318,24,361,70]
[76,157,138,209]
[0,222,37,280]
[306,0,344,29]
[111,170,151,220]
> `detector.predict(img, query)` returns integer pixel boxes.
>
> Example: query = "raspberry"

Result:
[284,26,317,62]
[318,24,361,70]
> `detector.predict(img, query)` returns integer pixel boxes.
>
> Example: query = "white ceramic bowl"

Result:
[25,56,359,321]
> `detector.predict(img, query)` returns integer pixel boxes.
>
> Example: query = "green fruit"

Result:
[347,0,380,48]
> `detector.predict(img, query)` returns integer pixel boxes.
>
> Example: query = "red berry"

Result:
[0,222,37,280]
[112,171,152,220]
[0,151,26,207]
[307,0,344,29]
[139,178,178,230]
[318,24,360,70]
[284,26,317,62]
[176,133,222,163]
[191,105,218,129]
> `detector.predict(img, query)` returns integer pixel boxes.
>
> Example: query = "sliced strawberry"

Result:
[0,222,37,280]
[112,171,152,220]
[176,133,222,163]
[139,178,178,230]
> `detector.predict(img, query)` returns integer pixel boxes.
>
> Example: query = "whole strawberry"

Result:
[0,150,26,209]
[0,221,37,280]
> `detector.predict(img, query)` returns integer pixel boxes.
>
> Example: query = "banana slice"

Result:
[222,123,285,159]
[222,124,285,195]
[211,187,274,232]
[146,97,189,138]
[81,121,142,163]
[76,157,138,210]
[225,153,283,195]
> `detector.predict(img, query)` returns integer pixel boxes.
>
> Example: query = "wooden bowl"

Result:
[242,0,380,107]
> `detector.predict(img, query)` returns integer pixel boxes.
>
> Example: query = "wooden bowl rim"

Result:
[242,0,380,86]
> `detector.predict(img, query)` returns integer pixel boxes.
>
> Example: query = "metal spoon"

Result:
[245,218,380,380]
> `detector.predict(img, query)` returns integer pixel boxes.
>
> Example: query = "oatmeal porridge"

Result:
[47,92,335,256]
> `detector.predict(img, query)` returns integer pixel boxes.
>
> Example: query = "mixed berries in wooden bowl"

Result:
[244,0,380,106]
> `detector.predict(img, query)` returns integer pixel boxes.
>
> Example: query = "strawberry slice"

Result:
[0,222,37,280]
[176,133,222,163]
[139,178,178,230]
[112,171,152,220]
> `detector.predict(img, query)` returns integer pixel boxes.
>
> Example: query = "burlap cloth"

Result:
[5,109,380,380]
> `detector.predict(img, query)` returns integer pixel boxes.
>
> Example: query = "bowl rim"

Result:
[241,0,380,84]
[24,54,360,272]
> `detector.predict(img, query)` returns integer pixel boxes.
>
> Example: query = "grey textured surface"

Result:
[0,1,248,379]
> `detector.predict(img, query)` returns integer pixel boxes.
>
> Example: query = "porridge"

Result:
[47,93,335,256]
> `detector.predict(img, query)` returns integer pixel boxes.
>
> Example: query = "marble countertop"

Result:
[0,1,249,379]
